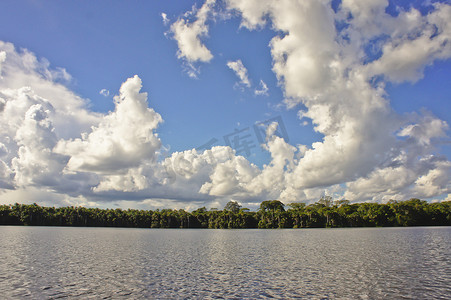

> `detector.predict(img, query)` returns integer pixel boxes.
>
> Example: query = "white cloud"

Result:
[226,0,272,30]
[245,125,298,200]
[0,51,6,77]
[340,0,391,38]
[199,148,260,197]
[225,0,451,202]
[227,59,251,88]
[99,89,109,97]
[94,145,258,206]
[0,42,101,198]
[161,12,170,26]
[0,41,101,139]
[170,0,215,76]
[254,80,269,96]
[413,159,451,198]
[398,114,448,146]
[338,2,451,83]
[364,5,451,83]
[55,75,163,174]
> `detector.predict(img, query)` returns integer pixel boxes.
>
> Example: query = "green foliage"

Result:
[318,195,333,207]
[224,201,241,213]
[0,198,450,228]
[260,200,285,212]
[288,202,306,211]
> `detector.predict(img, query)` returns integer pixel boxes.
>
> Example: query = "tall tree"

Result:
[224,201,242,213]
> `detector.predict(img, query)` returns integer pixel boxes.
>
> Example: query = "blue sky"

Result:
[0,0,450,210]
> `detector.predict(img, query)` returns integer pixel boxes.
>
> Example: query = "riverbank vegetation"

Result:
[1,198,450,228]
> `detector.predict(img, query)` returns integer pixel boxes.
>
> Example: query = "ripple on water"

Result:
[0,227,450,299]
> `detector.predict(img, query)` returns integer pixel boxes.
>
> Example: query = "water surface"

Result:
[0,226,450,299]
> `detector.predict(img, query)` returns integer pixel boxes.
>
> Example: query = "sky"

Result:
[0,0,450,211]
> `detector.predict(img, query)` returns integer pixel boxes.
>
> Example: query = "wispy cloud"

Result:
[254,80,268,96]
[99,89,109,97]
[161,12,170,26]
[227,59,251,88]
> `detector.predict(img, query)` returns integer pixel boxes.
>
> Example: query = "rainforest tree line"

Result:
[0,198,450,228]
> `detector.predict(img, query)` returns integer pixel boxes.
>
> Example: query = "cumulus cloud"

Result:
[94,145,258,206]
[227,59,251,88]
[12,103,57,186]
[0,42,101,200]
[225,0,451,202]
[55,75,163,174]
[0,41,100,139]
[0,51,6,77]
[363,4,451,83]
[0,43,266,209]
[226,0,272,30]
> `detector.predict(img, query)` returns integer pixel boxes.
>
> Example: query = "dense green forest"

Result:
[1,198,450,228]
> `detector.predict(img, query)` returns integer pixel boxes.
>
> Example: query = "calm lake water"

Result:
[0,226,450,299]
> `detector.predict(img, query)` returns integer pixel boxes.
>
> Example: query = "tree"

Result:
[334,199,350,207]
[192,207,208,228]
[259,200,285,228]
[318,195,333,207]
[260,200,285,212]
[224,201,241,213]
[287,203,306,228]
[288,202,306,211]
[0,199,448,228]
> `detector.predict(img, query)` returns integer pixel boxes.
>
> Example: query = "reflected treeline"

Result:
[1,198,450,228]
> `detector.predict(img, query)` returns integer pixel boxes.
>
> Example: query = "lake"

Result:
[0,226,450,299]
